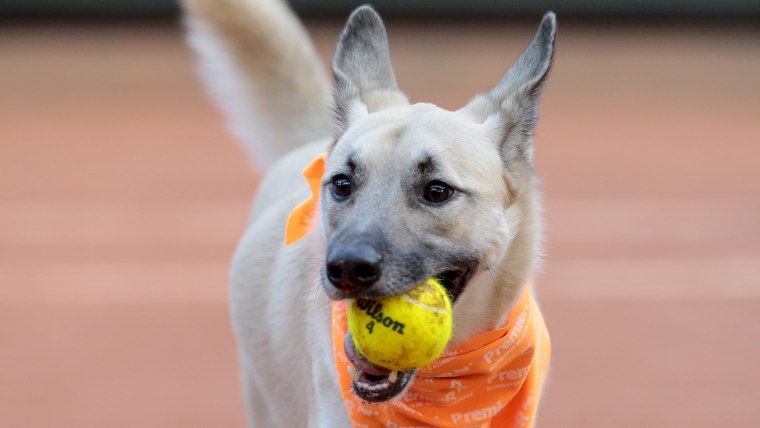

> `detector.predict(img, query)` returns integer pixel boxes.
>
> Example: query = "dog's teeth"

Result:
[388,370,398,383]
[348,366,361,382]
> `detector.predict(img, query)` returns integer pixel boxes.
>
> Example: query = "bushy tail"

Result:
[183,0,333,169]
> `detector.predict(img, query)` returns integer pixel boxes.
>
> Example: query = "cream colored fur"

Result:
[182,1,554,426]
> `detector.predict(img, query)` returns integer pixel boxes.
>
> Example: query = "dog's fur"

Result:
[183,0,555,426]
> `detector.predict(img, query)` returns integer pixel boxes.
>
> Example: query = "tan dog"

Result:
[183,0,555,426]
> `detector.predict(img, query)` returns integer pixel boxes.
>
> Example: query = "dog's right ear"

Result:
[332,6,408,133]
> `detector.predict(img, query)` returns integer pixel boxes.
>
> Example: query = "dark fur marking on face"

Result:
[347,155,357,174]
[417,156,436,175]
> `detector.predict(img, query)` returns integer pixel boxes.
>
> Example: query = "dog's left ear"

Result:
[461,12,556,166]
[332,6,408,133]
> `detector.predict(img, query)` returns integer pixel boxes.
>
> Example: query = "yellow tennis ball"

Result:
[347,278,453,371]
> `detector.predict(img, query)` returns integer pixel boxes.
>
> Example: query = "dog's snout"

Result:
[326,245,381,291]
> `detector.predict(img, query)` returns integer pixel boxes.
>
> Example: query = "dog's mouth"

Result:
[344,333,415,402]
[343,264,475,402]
[437,264,475,303]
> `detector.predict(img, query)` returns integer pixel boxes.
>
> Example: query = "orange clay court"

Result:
[1,21,759,427]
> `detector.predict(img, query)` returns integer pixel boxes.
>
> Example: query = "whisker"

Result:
[486,265,499,290]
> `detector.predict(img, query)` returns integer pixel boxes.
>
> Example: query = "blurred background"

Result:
[1,1,759,427]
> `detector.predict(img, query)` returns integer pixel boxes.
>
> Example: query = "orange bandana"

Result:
[332,289,550,427]
[284,152,327,246]
[286,153,552,427]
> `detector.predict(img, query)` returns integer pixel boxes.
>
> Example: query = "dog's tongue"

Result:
[344,333,392,377]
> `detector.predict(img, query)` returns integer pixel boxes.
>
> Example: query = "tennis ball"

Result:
[347,278,452,371]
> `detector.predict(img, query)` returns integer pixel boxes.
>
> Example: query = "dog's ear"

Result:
[461,12,556,166]
[332,6,408,133]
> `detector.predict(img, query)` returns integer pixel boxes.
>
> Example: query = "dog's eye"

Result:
[423,181,454,203]
[330,175,352,200]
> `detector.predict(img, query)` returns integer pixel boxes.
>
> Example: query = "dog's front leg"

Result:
[308,363,351,428]
[306,304,352,428]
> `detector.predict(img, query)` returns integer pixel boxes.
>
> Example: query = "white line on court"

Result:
[540,256,760,301]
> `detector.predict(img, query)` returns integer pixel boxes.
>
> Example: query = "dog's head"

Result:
[320,6,555,401]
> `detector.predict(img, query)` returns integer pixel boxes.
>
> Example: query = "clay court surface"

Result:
[2,20,759,427]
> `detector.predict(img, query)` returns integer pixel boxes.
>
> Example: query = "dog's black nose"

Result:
[326,245,381,291]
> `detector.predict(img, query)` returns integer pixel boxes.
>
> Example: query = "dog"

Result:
[183,1,555,426]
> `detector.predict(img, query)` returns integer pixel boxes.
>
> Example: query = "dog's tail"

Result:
[183,0,333,169]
